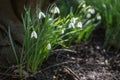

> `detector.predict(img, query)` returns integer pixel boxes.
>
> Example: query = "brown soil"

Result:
[0,28,120,80]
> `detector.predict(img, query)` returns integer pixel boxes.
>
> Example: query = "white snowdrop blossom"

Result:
[77,22,82,28]
[48,18,53,21]
[38,11,46,19]
[82,4,86,8]
[86,13,91,18]
[47,43,51,50]
[97,15,101,20]
[68,22,75,28]
[61,28,66,34]
[70,18,77,24]
[31,31,37,39]
[50,6,60,14]
[61,29,64,34]
[88,8,95,14]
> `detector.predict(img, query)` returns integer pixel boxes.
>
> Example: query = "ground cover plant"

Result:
[85,0,120,49]
[1,0,120,80]
[7,0,101,78]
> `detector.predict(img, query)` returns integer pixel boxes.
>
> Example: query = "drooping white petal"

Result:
[70,18,77,24]
[61,28,65,34]
[48,18,53,21]
[47,43,51,50]
[77,22,82,28]
[38,11,46,19]
[88,8,95,14]
[50,6,60,14]
[68,23,75,28]
[31,31,37,39]
[82,4,86,8]
[86,13,91,18]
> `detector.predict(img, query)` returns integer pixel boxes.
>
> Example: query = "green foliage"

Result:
[8,27,19,64]
[9,1,100,76]
[56,0,79,16]
[85,0,120,48]
[62,1,101,43]
[22,7,62,73]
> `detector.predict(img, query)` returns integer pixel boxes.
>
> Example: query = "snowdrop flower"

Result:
[82,4,86,8]
[86,13,91,18]
[61,28,65,34]
[97,15,101,20]
[69,17,78,28]
[68,22,75,28]
[70,18,77,24]
[38,11,46,19]
[50,6,60,14]
[31,31,37,39]
[76,22,82,28]
[47,43,51,50]
[61,29,64,34]
[48,18,53,21]
[88,8,95,14]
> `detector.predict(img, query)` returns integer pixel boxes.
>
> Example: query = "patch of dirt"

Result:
[0,28,120,80]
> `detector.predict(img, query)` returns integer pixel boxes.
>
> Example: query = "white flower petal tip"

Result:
[86,13,91,18]
[77,22,82,28]
[38,11,46,19]
[50,6,60,14]
[97,15,102,20]
[47,43,51,50]
[31,31,37,39]
[61,28,66,34]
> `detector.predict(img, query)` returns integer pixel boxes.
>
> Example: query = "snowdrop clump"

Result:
[86,7,96,19]
[22,4,62,73]
[20,1,102,73]
[68,18,77,28]
[68,17,83,29]
[86,13,92,18]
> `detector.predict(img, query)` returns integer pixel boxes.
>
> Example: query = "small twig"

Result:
[0,65,17,78]
[30,61,76,77]
[0,73,15,77]
[0,72,20,77]
[63,66,80,80]
[51,49,77,54]
[0,64,26,80]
